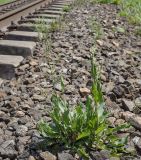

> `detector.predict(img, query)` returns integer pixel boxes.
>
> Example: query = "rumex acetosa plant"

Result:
[37,49,130,159]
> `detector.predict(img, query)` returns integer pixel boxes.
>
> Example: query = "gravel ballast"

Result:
[0,1,141,160]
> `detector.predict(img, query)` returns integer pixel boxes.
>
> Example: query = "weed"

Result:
[35,16,66,58]
[111,26,126,35]
[115,26,125,33]
[89,17,103,42]
[38,48,130,159]
[35,18,51,58]
[62,5,71,12]
[49,20,60,32]
[35,18,59,88]
[49,15,68,32]
[60,76,65,93]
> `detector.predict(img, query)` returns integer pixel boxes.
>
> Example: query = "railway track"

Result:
[0,0,39,16]
[0,0,50,28]
[0,0,72,82]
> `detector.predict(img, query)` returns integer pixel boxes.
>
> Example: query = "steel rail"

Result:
[0,0,51,29]
[0,0,46,21]
[0,0,40,16]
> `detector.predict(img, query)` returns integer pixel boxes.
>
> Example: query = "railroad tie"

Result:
[34,10,64,15]
[0,55,24,80]
[53,2,71,5]
[18,18,54,24]
[46,7,64,11]
[5,31,42,41]
[11,23,44,32]
[0,40,36,57]
[26,14,60,19]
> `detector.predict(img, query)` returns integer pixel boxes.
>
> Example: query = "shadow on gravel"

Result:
[17,137,70,160]
[0,64,15,80]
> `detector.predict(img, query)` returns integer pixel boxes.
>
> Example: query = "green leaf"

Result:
[60,76,65,93]
[38,120,59,138]
[112,123,130,133]
[86,96,93,121]
[95,122,107,135]
[96,103,105,119]
[77,147,89,160]
[76,131,90,141]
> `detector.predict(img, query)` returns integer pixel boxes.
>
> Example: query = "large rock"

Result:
[135,97,141,109]
[58,152,75,160]
[79,87,90,97]
[132,136,141,152]
[122,99,135,111]
[16,111,25,117]
[28,156,36,160]
[0,91,7,99]
[0,140,17,158]
[40,151,56,160]
[16,125,28,137]
[90,150,110,160]
[32,94,46,101]
[121,111,141,130]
